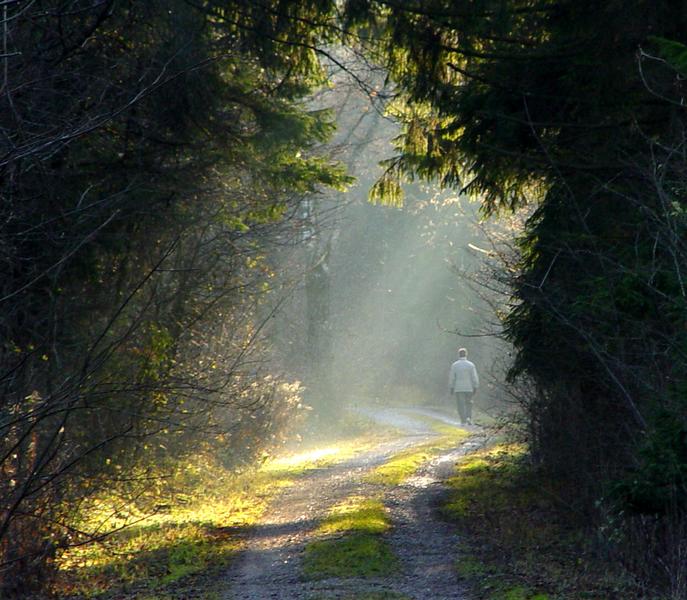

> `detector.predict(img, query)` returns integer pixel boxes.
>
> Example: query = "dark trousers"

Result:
[455,392,474,424]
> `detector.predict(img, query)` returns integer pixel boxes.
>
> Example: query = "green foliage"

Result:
[369,163,405,207]
[348,1,687,530]
[7,0,687,593]
[444,443,640,599]
[612,411,687,516]
[0,0,352,590]
[649,37,687,76]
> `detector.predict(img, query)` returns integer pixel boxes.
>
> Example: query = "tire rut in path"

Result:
[222,428,486,600]
[383,436,486,600]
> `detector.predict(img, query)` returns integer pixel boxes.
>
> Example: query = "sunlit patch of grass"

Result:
[264,446,343,470]
[365,448,432,485]
[57,510,244,594]
[55,436,381,598]
[501,590,549,600]
[302,496,398,580]
[318,497,390,536]
[443,442,639,599]
[365,422,470,486]
[432,421,469,436]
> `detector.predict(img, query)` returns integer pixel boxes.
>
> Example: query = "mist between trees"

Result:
[269,64,510,423]
[2,1,687,597]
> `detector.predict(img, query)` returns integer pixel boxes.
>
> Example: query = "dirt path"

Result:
[222,407,485,600]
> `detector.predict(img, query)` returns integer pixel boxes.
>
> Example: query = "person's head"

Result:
[458,347,468,359]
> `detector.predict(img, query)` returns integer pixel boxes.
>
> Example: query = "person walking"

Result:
[449,348,479,425]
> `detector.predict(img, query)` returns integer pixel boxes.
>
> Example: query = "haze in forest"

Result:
[266,76,508,426]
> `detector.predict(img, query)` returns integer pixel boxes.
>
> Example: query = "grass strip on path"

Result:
[365,418,470,486]
[443,443,644,600]
[302,496,398,580]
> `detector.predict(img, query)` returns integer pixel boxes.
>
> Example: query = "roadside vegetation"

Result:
[52,435,382,599]
[443,443,647,600]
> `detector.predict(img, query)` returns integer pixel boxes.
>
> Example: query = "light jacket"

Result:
[449,358,479,393]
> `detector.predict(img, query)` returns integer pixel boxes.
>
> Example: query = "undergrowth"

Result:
[443,443,645,599]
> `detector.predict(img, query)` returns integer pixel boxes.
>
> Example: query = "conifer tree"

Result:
[340,0,687,499]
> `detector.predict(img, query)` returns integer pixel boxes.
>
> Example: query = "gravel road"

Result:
[222,407,486,600]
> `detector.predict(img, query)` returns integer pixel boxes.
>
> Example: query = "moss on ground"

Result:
[444,443,644,599]
[303,534,398,579]
[302,496,398,580]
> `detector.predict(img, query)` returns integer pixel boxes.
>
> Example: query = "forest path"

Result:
[221,406,486,600]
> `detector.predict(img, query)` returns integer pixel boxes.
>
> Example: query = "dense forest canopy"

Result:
[0,0,350,591]
[1,0,687,595]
